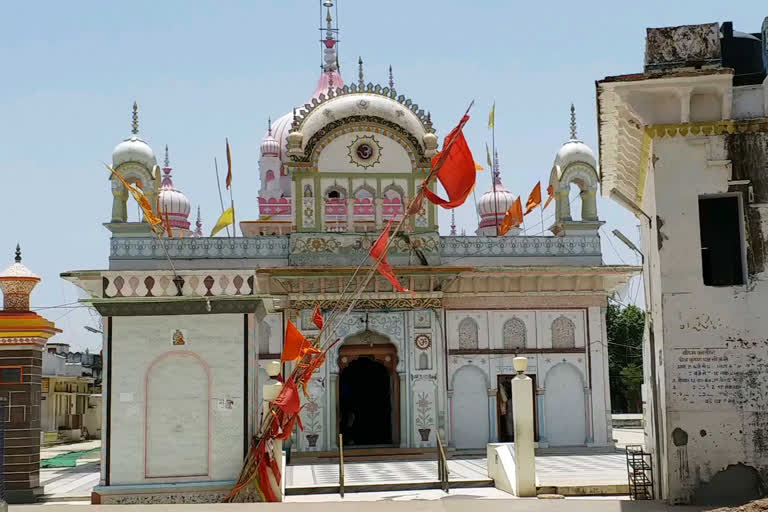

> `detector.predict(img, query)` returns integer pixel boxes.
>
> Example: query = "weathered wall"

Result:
[646,132,768,504]
[109,314,247,486]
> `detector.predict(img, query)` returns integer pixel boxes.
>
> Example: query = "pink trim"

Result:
[143,350,212,481]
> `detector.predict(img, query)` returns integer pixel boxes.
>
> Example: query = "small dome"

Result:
[477,180,517,234]
[260,119,280,157]
[554,139,597,171]
[112,102,157,170]
[157,151,191,230]
[112,135,156,170]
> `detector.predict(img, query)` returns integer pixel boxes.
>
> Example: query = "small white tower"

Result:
[476,151,518,236]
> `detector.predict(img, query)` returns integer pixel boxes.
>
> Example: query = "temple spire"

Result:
[388,65,394,89]
[267,117,272,136]
[450,210,457,236]
[321,1,338,73]
[14,244,21,263]
[493,149,501,185]
[164,144,170,168]
[131,101,139,135]
[358,57,364,87]
[570,103,577,140]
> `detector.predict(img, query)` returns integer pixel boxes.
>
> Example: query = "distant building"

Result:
[42,342,102,441]
[597,18,768,505]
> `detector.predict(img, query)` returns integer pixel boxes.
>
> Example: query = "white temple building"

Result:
[62,1,638,504]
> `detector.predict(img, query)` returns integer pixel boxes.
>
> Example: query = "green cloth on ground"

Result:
[41,448,100,468]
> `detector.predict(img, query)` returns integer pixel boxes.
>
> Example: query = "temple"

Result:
[61,1,638,504]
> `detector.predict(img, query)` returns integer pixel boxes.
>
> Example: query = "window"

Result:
[699,195,744,286]
[0,367,23,384]
[458,317,479,349]
[552,316,576,349]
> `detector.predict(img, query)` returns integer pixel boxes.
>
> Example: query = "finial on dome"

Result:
[450,210,457,236]
[194,206,203,236]
[493,149,501,185]
[388,65,394,90]
[267,117,272,136]
[320,0,338,73]
[131,102,139,135]
[358,57,364,87]
[164,144,170,168]
[14,244,21,263]
[570,103,577,140]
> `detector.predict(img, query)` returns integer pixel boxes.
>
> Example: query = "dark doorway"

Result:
[497,374,538,442]
[339,357,393,446]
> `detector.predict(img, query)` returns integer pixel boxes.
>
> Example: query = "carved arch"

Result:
[502,317,527,350]
[551,316,576,349]
[458,317,479,350]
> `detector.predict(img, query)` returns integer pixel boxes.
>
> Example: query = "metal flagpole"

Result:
[214,158,231,237]
[491,102,499,237]
[540,203,545,236]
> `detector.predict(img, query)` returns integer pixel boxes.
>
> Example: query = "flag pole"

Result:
[539,203,545,236]
[491,101,499,237]
[213,158,231,237]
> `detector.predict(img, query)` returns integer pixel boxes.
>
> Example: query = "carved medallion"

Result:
[346,135,382,169]
[415,334,431,350]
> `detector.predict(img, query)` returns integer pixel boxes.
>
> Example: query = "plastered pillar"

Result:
[511,357,536,497]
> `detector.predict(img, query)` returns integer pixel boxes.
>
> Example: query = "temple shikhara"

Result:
[62,1,637,504]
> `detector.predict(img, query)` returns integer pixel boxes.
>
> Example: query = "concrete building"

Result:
[61,2,637,504]
[0,246,61,503]
[597,18,768,505]
[42,343,101,442]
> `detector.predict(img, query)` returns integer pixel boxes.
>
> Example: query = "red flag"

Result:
[369,220,409,293]
[422,115,476,209]
[225,138,233,190]
[543,184,555,209]
[499,197,523,236]
[274,378,301,415]
[524,182,542,216]
[312,307,323,330]
[281,320,309,362]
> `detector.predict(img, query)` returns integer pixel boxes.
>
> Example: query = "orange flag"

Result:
[225,138,233,190]
[163,208,174,238]
[274,377,301,415]
[281,320,310,363]
[499,197,523,236]
[543,184,555,209]
[105,164,163,228]
[524,182,542,216]
[312,307,323,330]
[422,115,476,209]
[369,220,409,293]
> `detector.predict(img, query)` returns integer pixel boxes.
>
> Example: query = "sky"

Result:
[0,1,764,351]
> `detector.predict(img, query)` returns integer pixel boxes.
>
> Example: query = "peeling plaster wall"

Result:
[643,132,768,504]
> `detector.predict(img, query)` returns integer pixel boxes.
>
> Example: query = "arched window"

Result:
[552,316,576,349]
[502,317,526,350]
[418,352,429,370]
[458,317,479,350]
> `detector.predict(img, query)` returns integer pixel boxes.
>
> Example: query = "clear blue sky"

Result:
[1,1,763,351]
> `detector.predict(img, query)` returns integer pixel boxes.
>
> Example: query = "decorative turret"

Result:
[548,104,602,236]
[112,102,157,171]
[476,151,518,236]
[157,145,192,233]
[0,244,40,312]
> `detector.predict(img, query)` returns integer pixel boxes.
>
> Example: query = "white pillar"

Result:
[588,306,611,445]
[262,361,284,502]
[511,357,536,497]
[374,197,383,229]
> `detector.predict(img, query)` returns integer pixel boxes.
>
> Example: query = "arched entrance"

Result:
[338,339,399,447]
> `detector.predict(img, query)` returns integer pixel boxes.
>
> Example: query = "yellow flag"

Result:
[210,207,234,237]
[474,162,484,171]
[488,102,495,129]
[486,143,492,169]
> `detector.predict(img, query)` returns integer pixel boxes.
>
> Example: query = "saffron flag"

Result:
[475,162,484,171]
[312,307,323,330]
[210,207,234,237]
[524,182,542,216]
[281,320,310,362]
[369,220,409,293]
[274,378,301,415]
[105,164,163,228]
[499,197,523,236]
[163,208,174,238]
[422,115,476,209]
[488,102,495,129]
[486,143,492,169]
[543,184,555,209]
[225,138,233,190]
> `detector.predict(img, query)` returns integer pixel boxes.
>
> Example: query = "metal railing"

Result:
[436,432,449,493]
[338,434,345,498]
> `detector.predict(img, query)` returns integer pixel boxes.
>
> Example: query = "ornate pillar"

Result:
[110,182,128,223]
[346,198,355,231]
[374,197,383,229]
[0,246,60,504]
[556,186,571,221]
